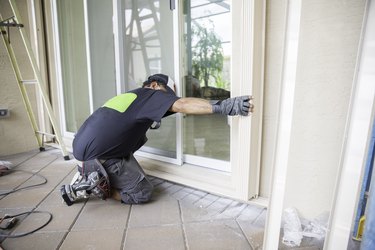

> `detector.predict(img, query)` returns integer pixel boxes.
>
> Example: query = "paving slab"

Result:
[184,219,252,250]
[72,203,130,231]
[1,231,66,250]
[129,199,181,228]
[124,224,185,250]
[60,229,124,250]
[0,187,51,209]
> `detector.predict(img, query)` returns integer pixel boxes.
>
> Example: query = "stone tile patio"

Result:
[0,148,267,250]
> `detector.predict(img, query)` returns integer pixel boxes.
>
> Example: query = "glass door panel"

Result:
[85,0,117,110]
[57,0,232,169]
[56,0,90,133]
[123,0,177,159]
[56,0,116,133]
[183,0,232,163]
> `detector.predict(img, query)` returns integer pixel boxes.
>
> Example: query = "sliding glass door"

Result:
[55,0,233,171]
[182,0,232,171]
[120,0,232,171]
[121,0,180,163]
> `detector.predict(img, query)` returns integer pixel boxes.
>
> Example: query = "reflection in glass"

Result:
[123,0,176,157]
[183,0,231,161]
[86,0,116,110]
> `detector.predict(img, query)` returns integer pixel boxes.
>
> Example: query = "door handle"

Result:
[170,0,175,10]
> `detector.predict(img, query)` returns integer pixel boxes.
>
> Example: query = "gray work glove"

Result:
[212,96,253,116]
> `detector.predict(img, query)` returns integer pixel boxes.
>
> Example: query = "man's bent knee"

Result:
[120,178,153,204]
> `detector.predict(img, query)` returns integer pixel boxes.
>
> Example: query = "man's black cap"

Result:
[143,74,176,95]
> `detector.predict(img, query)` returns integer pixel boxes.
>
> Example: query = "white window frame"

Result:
[83,0,94,114]
[50,0,76,146]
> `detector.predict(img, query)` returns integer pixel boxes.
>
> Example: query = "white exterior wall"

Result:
[261,0,366,219]
[285,0,366,218]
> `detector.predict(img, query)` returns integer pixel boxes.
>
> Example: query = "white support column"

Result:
[83,0,94,114]
[262,0,302,249]
[324,0,375,249]
[113,0,126,95]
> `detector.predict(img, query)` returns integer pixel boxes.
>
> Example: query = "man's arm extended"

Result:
[170,96,253,116]
[170,98,213,114]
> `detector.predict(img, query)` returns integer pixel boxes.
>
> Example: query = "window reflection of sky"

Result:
[191,1,231,56]
[124,0,231,55]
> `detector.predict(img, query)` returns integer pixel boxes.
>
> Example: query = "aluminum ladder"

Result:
[0,0,69,160]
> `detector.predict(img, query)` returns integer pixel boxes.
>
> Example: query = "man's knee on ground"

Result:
[120,177,154,204]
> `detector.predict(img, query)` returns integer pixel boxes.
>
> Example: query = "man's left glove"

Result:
[212,96,253,116]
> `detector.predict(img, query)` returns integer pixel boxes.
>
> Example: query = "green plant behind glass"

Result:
[191,21,224,88]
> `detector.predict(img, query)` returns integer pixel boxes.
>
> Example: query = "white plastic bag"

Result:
[302,212,329,239]
[282,207,303,247]
[282,208,329,247]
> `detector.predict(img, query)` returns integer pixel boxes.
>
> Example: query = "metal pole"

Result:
[354,118,375,239]
[361,147,375,249]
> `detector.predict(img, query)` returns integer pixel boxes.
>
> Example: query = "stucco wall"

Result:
[0,0,39,156]
[261,0,366,219]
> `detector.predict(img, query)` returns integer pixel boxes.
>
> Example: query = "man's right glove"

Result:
[212,96,253,116]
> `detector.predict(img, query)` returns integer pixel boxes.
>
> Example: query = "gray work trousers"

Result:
[79,154,153,204]
[104,154,154,204]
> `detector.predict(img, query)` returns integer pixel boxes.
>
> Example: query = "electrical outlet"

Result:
[0,109,9,118]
